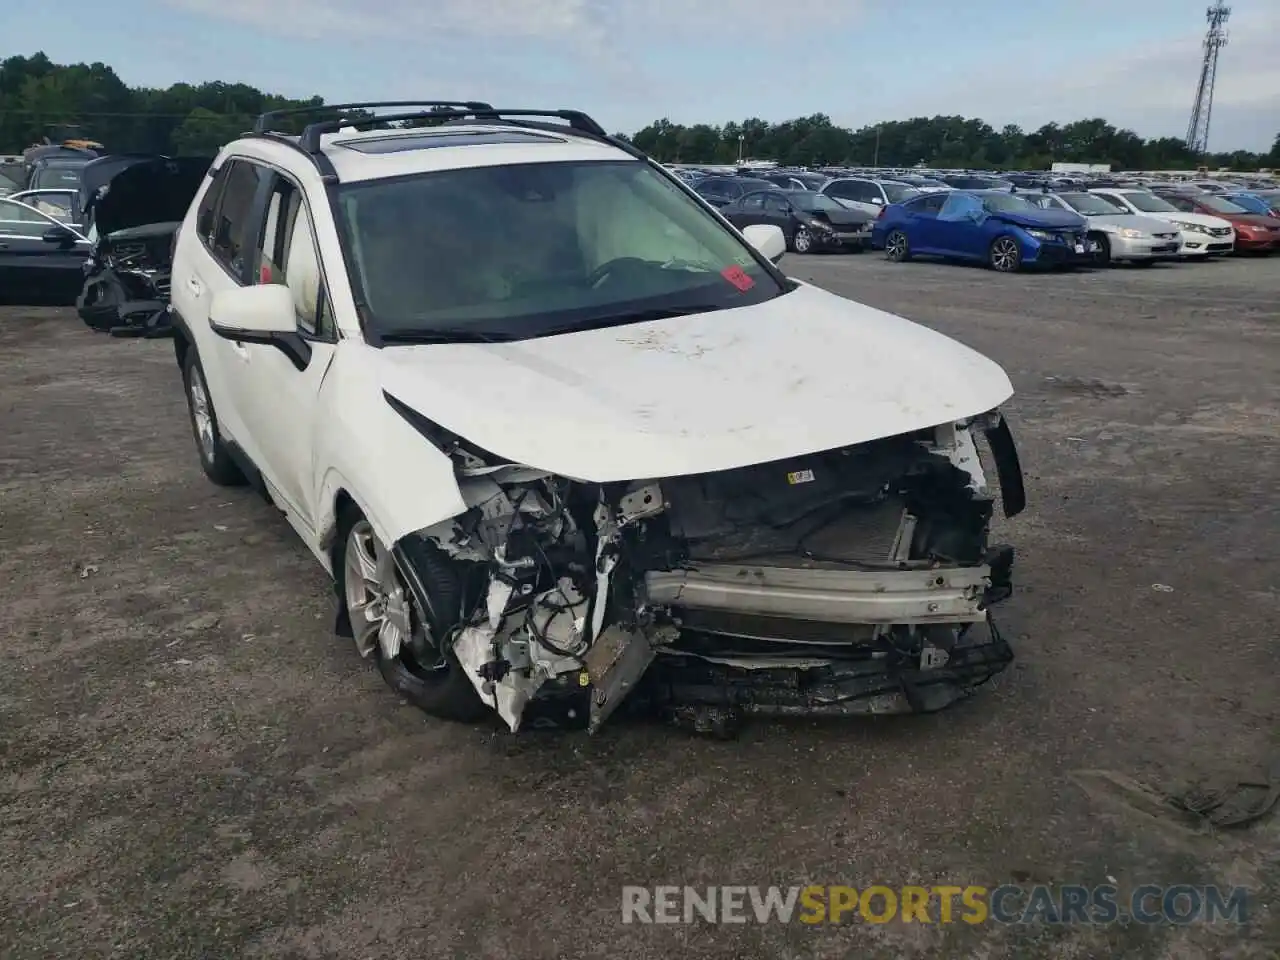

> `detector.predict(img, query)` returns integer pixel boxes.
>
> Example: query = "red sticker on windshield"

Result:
[260,264,272,284]
[721,265,755,291]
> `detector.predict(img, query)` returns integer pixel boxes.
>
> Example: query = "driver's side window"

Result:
[741,194,766,211]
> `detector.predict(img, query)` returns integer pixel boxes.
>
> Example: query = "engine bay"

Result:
[402,414,1024,733]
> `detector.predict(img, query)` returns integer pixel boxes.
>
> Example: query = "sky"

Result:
[6,0,1279,151]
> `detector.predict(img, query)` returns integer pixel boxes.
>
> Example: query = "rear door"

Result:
[899,193,947,253]
[172,157,269,450]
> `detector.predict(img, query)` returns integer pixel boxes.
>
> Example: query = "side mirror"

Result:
[870,196,885,205]
[741,223,787,264]
[209,283,297,338]
[42,225,76,247]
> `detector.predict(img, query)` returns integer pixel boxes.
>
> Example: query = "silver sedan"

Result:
[1024,191,1182,265]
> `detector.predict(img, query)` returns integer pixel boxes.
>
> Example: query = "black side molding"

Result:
[984,416,1027,518]
[209,321,313,371]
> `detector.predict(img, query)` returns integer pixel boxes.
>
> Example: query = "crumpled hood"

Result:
[377,283,1014,482]
[81,155,213,236]
[992,208,1086,230]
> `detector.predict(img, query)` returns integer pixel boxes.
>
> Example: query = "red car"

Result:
[1154,190,1280,253]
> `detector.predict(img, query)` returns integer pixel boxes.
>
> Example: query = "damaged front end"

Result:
[76,155,212,337]
[397,410,1026,734]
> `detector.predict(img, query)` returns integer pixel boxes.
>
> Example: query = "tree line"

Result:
[4,52,1278,171]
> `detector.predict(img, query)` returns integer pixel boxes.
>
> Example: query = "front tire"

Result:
[335,506,488,723]
[1092,233,1111,266]
[791,226,814,254]
[182,352,244,486]
[989,235,1022,272]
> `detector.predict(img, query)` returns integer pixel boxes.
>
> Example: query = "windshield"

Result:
[882,182,921,203]
[981,193,1034,213]
[791,192,844,212]
[1121,192,1178,213]
[1196,194,1248,214]
[338,160,786,341]
[1059,192,1124,215]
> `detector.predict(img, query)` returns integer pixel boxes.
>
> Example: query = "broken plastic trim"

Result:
[383,391,512,466]
[983,414,1027,517]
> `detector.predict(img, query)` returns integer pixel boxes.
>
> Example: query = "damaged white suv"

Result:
[166,102,1026,734]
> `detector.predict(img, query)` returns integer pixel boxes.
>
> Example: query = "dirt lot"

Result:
[2,253,1278,959]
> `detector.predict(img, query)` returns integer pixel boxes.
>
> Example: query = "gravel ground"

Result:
[1,253,1278,959]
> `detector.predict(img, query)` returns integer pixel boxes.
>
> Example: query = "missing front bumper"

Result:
[643,563,991,625]
[645,615,1014,722]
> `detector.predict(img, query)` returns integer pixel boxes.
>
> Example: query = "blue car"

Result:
[872,190,1092,272]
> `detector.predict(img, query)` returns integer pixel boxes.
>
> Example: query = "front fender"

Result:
[312,343,467,551]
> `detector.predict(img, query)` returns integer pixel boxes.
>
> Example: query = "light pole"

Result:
[737,134,745,165]
[873,125,881,167]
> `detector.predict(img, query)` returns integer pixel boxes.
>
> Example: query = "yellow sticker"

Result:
[787,469,815,485]
[578,671,591,687]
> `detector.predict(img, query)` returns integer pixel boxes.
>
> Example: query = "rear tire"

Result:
[335,505,489,723]
[182,351,245,486]
[884,230,911,262]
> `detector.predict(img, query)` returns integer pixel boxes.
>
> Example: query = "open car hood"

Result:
[377,282,1014,483]
[81,155,212,236]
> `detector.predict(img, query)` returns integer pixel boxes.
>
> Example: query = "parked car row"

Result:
[670,162,1279,268]
[869,185,1279,272]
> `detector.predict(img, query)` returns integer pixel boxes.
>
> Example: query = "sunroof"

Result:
[337,129,566,154]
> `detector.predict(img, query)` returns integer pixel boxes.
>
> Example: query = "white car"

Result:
[1088,188,1235,257]
[821,177,922,215]
[164,102,1026,734]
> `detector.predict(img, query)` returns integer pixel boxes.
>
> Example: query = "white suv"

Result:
[167,102,1027,734]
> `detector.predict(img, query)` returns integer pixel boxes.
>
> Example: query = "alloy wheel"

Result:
[187,366,216,464]
[991,237,1020,272]
[342,520,439,665]
[886,231,908,261]
[793,228,812,253]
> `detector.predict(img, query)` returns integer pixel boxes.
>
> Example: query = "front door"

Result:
[222,172,338,530]
[0,196,90,302]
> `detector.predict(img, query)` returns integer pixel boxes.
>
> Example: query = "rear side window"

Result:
[195,166,229,240]
[208,159,264,280]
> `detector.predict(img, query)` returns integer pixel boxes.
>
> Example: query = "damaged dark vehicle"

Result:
[76,154,211,336]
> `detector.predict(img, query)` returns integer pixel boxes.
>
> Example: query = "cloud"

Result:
[876,6,1279,150]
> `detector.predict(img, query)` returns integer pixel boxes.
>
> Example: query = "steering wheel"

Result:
[585,256,650,289]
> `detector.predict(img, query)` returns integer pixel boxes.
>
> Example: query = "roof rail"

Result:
[253,101,495,133]
[241,130,340,180]
[297,107,609,154]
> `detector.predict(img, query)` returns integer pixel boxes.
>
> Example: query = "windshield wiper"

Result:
[539,305,724,337]
[379,328,509,345]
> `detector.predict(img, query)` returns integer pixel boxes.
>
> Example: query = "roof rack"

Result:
[245,103,627,184]
[296,106,609,154]
[253,101,495,133]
